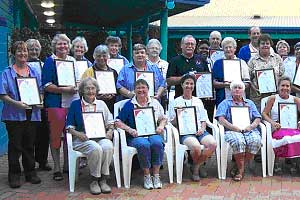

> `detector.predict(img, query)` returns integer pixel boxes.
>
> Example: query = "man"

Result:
[238,26,261,63]
[166,35,210,98]
[209,31,225,63]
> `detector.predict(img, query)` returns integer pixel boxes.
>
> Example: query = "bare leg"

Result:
[50,147,61,173]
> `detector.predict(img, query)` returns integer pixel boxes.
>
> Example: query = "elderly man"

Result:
[238,26,261,63]
[167,35,210,98]
[209,31,225,63]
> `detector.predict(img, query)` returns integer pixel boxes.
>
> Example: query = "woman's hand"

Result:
[97,94,114,100]
[244,125,252,132]
[156,126,165,134]
[271,121,281,130]
[15,101,31,110]
[106,129,113,140]
[196,128,205,136]
[76,132,89,142]
[129,129,138,137]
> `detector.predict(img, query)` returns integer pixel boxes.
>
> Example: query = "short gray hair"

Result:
[276,40,290,54]
[209,31,222,40]
[93,44,110,59]
[181,35,196,45]
[230,80,245,91]
[78,77,100,97]
[71,36,88,53]
[51,34,71,54]
[147,39,162,51]
[26,39,41,50]
[221,37,237,49]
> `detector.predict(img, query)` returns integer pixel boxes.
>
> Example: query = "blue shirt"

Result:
[212,59,226,108]
[215,97,261,131]
[0,65,41,121]
[116,61,166,99]
[238,44,251,63]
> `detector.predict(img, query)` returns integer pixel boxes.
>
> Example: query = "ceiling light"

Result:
[41,1,55,8]
[46,18,55,24]
[43,10,55,16]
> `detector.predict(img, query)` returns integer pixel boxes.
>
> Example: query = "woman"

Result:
[248,34,284,111]
[215,80,262,181]
[42,34,79,181]
[81,45,118,113]
[276,40,290,60]
[0,41,41,188]
[66,77,114,194]
[212,37,250,108]
[168,74,217,181]
[26,39,52,171]
[105,36,129,65]
[71,36,92,67]
[117,43,165,100]
[262,76,300,175]
[115,79,167,190]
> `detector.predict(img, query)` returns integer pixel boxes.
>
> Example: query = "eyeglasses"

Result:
[184,42,196,46]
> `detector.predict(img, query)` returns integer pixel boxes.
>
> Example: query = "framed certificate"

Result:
[256,68,277,94]
[293,65,300,87]
[230,106,251,130]
[55,59,76,87]
[175,106,198,136]
[107,58,124,74]
[278,103,298,129]
[74,60,89,82]
[195,72,213,98]
[82,112,106,139]
[27,61,42,76]
[223,59,242,82]
[133,107,156,137]
[94,71,117,94]
[135,71,155,97]
[16,77,41,106]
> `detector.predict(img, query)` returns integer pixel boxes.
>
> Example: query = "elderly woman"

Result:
[117,43,165,100]
[0,41,41,188]
[26,39,52,171]
[71,36,92,67]
[212,37,250,108]
[115,79,167,190]
[216,80,262,181]
[42,34,79,181]
[276,40,290,60]
[66,77,114,194]
[262,76,300,175]
[81,45,118,113]
[248,34,284,111]
[105,36,129,65]
[168,74,217,181]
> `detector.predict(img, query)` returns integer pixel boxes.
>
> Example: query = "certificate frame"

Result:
[82,112,106,139]
[230,106,251,130]
[55,59,76,87]
[175,106,198,136]
[135,71,155,97]
[133,107,157,137]
[107,58,124,74]
[222,59,242,82]
[195,72,213,99]
[293,64,300,87]
[74,60,89,82]
[94,71,117,94]
[15,77,41,106]
[278,103,298,129]
[255,68,277,94]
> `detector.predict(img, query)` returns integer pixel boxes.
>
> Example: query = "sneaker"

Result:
[9,173,21,188]
[144,175,154,190]
[153,175,162,189]
[90,180,101,195]
[99,179,111,194]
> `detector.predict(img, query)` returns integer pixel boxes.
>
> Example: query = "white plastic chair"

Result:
[114,99,174,189]
[66,130,121,192]
[172,119,221,184]
[217,121,267,179]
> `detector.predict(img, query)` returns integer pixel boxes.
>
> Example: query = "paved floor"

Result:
[1,152,300,200]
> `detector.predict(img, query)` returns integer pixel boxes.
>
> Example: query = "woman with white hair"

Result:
[215,80,262,181]
[71,36,92,67]
[212,37,250,108]
[81,44,118,113]
[42,33,79,181]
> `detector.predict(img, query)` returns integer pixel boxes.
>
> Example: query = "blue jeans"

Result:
[127,135,164,169]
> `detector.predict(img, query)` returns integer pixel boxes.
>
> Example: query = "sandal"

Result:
[53,172,63,181]
[233,174,243,182]
[230,165,238,178]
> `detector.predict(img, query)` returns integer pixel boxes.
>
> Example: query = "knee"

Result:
[151,140,164,150]
[208,141,217,152]
[136,141,151,151]
[191,145,202,157]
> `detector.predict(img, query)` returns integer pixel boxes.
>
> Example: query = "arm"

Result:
[44,84,77,94]
[68,128,88,142]
[115,119,137,137]
[118,87,135,98]
[261,95,281,130]
[0,94,30,109]
[196,121,207,135]
[156,118,167,134]
[213,79,230,89]
[154,86,165,99]
[166,76,182,86]
[218,116,242,132]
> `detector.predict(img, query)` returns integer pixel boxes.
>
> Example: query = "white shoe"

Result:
[144,175,154,190]
[153,175,162,189]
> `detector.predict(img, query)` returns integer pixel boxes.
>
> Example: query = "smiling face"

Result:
[27,43,41,60]
[147,43,161,58]
[223,43,236,59]
[231,85,244,98]
[134,83,149,99]
[209,35,221,49]
[55,39,69,58]
[15,44,28,64]
[277,43,288,56]
[108,42,119,58]
[133,48,147,64]
[181,78,195,94]
[278,79,291,98]
[181,37,196,57]
[259,40,271,56]
[295,46,300,60]
[249,27,261,46]
[94,52,109,68]
[83,81,97,103]
[197,43,209,59]
[73,41,85,59]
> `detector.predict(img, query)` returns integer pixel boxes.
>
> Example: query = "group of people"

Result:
[1,25,300,195]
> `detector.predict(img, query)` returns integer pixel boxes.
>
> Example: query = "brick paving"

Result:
[1,152,300,200]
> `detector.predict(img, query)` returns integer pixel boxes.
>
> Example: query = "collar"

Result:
[254,51,276,60]
[227,96,249,103]
[81,98,96,106]
[131,95,152,107]
[129,60,150,69]
[249,43,258,53]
